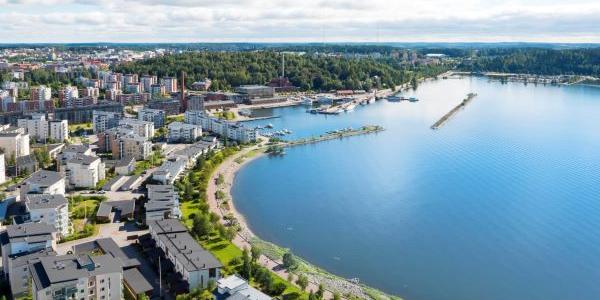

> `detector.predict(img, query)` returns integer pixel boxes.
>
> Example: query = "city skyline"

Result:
[1,0,600,43]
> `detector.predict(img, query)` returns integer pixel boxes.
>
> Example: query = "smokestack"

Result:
[180,71,186,112]
[281,53,285,79]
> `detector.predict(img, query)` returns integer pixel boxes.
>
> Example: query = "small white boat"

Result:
[265,123,274,129]
[345,103,356,112]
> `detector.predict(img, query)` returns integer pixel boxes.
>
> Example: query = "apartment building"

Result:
[30,254,123,300]
[118,118,155,140]
[184,110,257,143]
[1,223,57,278]
[167,121,201,143]
[0,126,30,158]
[140,75,157,93]
[145,184,181,222]
[93,110,122,133]
[160,76,177,93]
[65,154,105,188]
[30,85,51,101]
[138,107,165,128]
[20,170,66,196]
[58,85,79,103]
[17,113,49,141]
[49,119,69,142]
[147,219,221,290]
[98,127,152,160]
[24,194,69,237]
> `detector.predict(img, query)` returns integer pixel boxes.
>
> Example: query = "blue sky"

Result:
[1,0,599,43]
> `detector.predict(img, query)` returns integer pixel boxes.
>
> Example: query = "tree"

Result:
[192,214,212,238]
[333,292,341,300]
[308,291,318,300]
[296,274,309,291]
[282,251,297,270]
[316,284,324,300]
[240,248,252,279]
[251,244,261,263]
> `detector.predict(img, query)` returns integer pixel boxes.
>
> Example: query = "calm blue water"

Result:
[232,77,600,300]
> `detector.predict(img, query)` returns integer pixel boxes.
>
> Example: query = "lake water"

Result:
[231,77,600,300]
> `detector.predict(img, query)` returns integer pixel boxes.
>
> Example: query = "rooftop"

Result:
[24,170,64,187]
[25,194,68,210]
[31,254,123,289]
[66,153,100,165]
[149,219,222,272]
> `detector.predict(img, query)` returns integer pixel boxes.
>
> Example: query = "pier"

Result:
[285,125,384,146]
[431,93,478,130]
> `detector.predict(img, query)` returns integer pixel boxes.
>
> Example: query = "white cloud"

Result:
[0,0,599,42]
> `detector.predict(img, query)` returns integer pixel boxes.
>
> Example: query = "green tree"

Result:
[192,214,212,238]
[251,244,261,263]
[282,251,297,270]
[296,274,309,291]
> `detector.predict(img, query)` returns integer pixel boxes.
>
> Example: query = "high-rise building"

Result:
[140,75,157,93]
[30,86,52,102]
[138,108,165,128]
[17,113,49,141]
[161,76,177,93]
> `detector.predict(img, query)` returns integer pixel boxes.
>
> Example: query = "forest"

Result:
[459,48,600,76]
[113,51,450,92]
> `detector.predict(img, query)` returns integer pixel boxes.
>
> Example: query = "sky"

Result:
[1,0,600,43]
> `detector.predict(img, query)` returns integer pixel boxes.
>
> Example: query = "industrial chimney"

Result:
[180,71,186,112]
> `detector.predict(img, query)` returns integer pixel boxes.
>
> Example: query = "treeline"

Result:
[113,51,449,92]
[459,48,600,76]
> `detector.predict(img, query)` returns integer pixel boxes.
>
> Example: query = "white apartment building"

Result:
[21,170,66,197]
[184,110,257,143]
[31,254,123,300]
[118,118,155,140]
[138,107,165,128]
[17,113,49,142]
[93,110,122,133]
[59,85,79,102]
[65,154,105,188]
[49,119,69,142]
[25,194,69,237]
[0,127,30,159]
[0,223,57,276]
[167,121,202,143]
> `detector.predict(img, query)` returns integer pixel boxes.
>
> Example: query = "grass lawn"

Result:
[68,122,93,131]
[60,219,97,243]
[71,200,99,219]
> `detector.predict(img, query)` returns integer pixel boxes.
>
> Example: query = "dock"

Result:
[285,125,384,147]
[431,93,477,130]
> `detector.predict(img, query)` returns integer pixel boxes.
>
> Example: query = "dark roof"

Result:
[4,223,56,244]
[148,219,222,271]
[8,249,57,296]
[63,144,90,154]
[115,156,135,168]
[31,254,123,289]
[16,154,37,166]
[73,238,140,269]
[25,194,67,210]
[24,170,64,186]
[96,200,135,218]
[102,175,125,191]
[123,268,153,294]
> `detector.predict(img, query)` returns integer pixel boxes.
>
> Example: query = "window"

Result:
[100,279,104,283]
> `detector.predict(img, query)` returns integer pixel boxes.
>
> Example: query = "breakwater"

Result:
[285,125,384,146]
[431,93,477,130]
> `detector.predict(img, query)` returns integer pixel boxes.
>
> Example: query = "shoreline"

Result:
[207,144,398,300]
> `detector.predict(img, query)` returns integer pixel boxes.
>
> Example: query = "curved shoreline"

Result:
[207,144,399,300]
